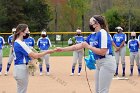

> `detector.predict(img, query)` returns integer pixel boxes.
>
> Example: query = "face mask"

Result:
[41,34,46,38]
[77,34,81,36]
[131,36,135,39]
[23,33,29,39]
[89,24,95,31]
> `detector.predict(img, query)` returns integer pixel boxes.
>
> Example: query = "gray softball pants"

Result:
[72,49,83,67]
[130,52,139,66]
[0,49,3,64]
[14,65,29,93]
[8,47,14,64]
[114,46,126,65]
[95,55,116,93]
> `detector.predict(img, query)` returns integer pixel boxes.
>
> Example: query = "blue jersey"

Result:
[8,35,13,46]
[86,29,113,60]
[37,37,52,50]
[74,36,84,44]
[86,32,96,46]
[24,37,35,48]
[128,39,139,52]
[0,36,5,49]
[13,40,32,65]
[113,33,125,47]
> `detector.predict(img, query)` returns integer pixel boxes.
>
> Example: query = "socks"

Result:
[115,64,118,75]
[6,63,11,72]
[122,64,125,74]
[72,66,75,73]
[39,64,42,73]
[46,65,50,72]
[0,64,2,72]
[78,65,82,73]
[130,65,133,74]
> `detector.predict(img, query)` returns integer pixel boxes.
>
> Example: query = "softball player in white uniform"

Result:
[128,32,140,76]
[37,31,52,76]
[56,15,116,93]
[71,29,84,76]
[0,35,5,76]
[5,28,16,75]
[13,24,54,93]
[112,27,126,77]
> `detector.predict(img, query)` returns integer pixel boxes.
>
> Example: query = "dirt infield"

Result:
[0,56,140,93]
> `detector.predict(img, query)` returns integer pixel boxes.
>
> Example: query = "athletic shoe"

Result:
[46,72,50,76]
[40,72,43,76]
[129,73,133,76]
[78,73,81,76]
[4,72,8,76]
[0,72,2,76]
[114,73,118,77]
[70,73,74,76]
[122,73,125,77]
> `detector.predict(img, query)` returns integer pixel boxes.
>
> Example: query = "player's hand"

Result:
[82,42,90,48]
[46,49,55,54]
[54,47,63,52]
[115,47,120,52]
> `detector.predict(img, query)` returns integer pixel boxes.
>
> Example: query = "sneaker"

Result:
[40,72,43,76]
[46,72,50,76]
[78,73,81,76]
[70,73,74,76]
[0,72,2,76]
[5,72,8,76]
[114,73,118,77]
[122,73,125,77]
[129,73,133,76]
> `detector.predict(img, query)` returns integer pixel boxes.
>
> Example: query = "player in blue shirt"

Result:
[128,32,140,76]
[69,28,84,76]
[13,24,54,93]
[0,35,5,76]
[24,32,35,49]
[55,15,116,93]
[5,28,16,76]
[37,31,52,76]
[137,34,140,60]
[112,26,126,77]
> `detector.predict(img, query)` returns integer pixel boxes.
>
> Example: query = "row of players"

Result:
[0,27,140,77]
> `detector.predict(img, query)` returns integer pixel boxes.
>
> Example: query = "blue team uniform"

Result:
[0,36,5,49]
[86,32,96,46]
[113,33,125,47]
[37,37,52,50]
[24,37,35,48]
[13,40,32,65]
[8,35,13,47]
[86,29,113,60]
[128,39,139,52]
[74,36,84,44]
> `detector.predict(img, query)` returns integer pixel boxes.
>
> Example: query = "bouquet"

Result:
[27,48,43,76]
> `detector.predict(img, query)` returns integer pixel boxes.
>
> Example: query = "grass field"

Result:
[3,43,130,57]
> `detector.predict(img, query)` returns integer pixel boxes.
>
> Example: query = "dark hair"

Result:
[12,24,28,44]
[93,15,109,32]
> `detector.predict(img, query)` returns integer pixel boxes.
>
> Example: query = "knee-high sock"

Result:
[6,63,11,72]
[72,66,75,73]
[122,64,125,74]
[39,64,42,73]
[0,64,2,72]
[78,65,82,73]
[130,65,133,74]
[137,66,140,74]
[115,64,118,74]
[46,64,50,72]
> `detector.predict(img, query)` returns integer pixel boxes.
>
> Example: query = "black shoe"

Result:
[114,73,118,76]
[122,73,125,77]
[129,73,133,76]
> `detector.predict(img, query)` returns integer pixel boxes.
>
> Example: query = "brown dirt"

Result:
[0,56,140,93]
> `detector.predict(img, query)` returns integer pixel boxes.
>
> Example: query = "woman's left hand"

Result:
[82,42,90,49]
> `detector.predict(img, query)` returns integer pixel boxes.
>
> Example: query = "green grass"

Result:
[3,46,130,57]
